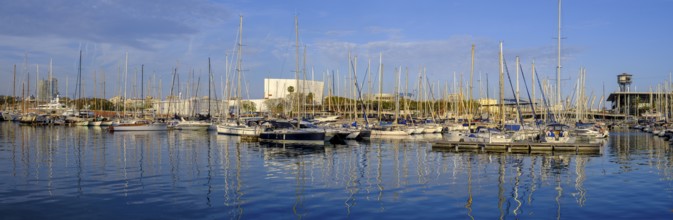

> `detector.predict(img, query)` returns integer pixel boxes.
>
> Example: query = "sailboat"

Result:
[176,61,214,131]
[541,123,575,143]
[110,119,169,131]
[258,16,325,144]
[371,65,409,137]
[465,126,513,143]
[216,16,261,136]
[70,50,91,126]
[109,63,168,131]
[175,117,212,130]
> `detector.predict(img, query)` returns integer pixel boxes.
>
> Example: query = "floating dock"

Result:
[432,141,603,154]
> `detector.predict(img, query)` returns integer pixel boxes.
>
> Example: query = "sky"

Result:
[1,0,672,106]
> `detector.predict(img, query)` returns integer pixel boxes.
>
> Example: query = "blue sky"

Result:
[1,0,672,105]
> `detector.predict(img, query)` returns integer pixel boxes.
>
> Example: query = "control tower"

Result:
[618,73,632,92]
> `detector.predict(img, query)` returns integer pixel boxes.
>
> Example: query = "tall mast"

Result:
[311,66,315,117]
[36,64,39,104]
[141,64,144,117]
[351,55,356,120]
[499,42,505,125]
[556,0,562,106]
[303,45,307,119]
[294,15,300,124]
[393,67,399,125]
[123,52,128,117]
[367,59,371,115]
[532,61,536,109]
[94,70,97,110]
[49,59,53,100]
[237,15,243,119]
[13,64,16,107]
[405,67,410,123]
[516,56,520,104]
[208,57,211,119]
[486,72,490,117]
[77,50,82,110]
[377,53,383,121]
[469,44,475,118]
[224,54,229,120]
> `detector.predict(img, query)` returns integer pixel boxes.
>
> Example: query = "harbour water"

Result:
[1,122,672,219]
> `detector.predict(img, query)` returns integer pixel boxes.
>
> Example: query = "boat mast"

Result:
[532,60,536,111]
[377,53,383,122]
[35,64,39,106]
[303,45,307,119]
[394,67,399,125]
[123,52,128,118]
[311,66,315,117]
[294,15,300,126]
[351,55,356,120]
[141,64,144,118]
[515,56,521,123]
[13,64,16,110]
[77,50,82,111]
[499,42,505,125]
[469,44,475,119]
[208,57,211,119]
[556,0,562,106]
[224,54,229,120]
[237,16,243,120]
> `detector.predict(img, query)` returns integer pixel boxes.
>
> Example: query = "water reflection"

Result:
[1,122,673,219]
[430,149,600,219]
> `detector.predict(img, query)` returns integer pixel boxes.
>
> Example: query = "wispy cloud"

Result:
[365,26,403,39]
[0,0,229,49]
[324,30,355,37]
[305,35,579,97]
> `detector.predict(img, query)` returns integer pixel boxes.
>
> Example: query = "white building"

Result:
[478,98,499,114]
[152,97,269,116]
[264,78,324,104]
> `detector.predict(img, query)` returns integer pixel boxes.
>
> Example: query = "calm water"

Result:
[0,122,672,219]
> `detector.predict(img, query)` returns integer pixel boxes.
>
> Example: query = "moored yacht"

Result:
[371,125,409,137]
[542,123,576,143]
[175,118,213,131]
[465,126,512,143]
[109,120,168,131]
[574,123,609,139]
[258,120,326,145]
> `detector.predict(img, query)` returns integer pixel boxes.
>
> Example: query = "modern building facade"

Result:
[37,78,58,102]
[264,78,324,104]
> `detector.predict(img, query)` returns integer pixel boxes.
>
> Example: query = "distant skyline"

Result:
[1,0,672,106]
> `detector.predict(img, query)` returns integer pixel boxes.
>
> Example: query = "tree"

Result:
[241,100,256,113]
[264,98,286,116]
[287,86,295,93]
[306,92,314,104]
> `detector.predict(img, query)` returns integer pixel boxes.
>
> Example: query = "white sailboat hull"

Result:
[217,125,260,136]
[445,131,467,142]
[176,121,212,130]
[74,121,89,126]
[371,129,409,137]
[111,123,168,131]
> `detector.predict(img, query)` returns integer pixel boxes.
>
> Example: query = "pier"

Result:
[432,141,603,154]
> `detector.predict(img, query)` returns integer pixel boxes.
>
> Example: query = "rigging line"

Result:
[425,76,439,123]
[503,58,524,127]
[534,67,555,123]
[349,56,369,126]
[518,62,538,122]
